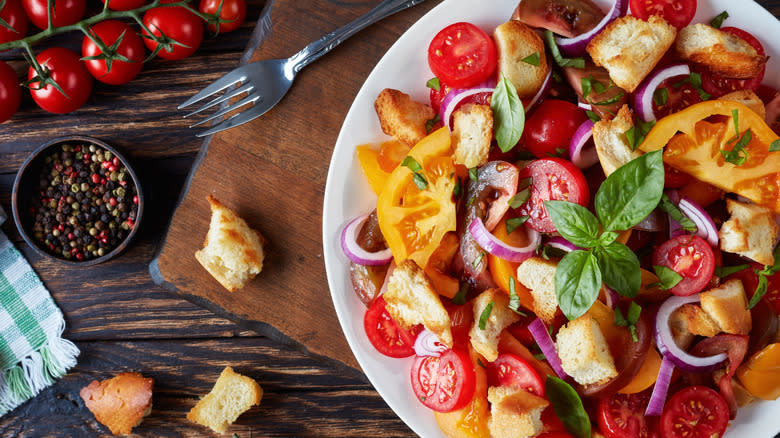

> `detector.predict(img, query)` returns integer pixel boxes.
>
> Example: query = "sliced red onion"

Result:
[554,0,629,57]
[678,197,719,247]
[413,329,448,357]
[634,209,665,232]
[529,318,568,379]
[524,59,553,113]
[546,236,580,253]
[645,356,675,416]
[577,100,592,111]
[604,285,619,309]
[569,119,598,169]
[665,190,686,238]
[633,63,691,122]
[469,217,540,263]
[341,215,393,266]
[655,295,728,372]
[440,78,497,129]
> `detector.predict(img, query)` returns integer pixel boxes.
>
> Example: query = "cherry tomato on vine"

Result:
[652,235,715,297]
[629,0,696,30]
[660,386,729,438]
[0,60,21,123]
[427,22,496,88]
[28,47,92,114]
[522,99,588,159]
[0,0,28,45]
[141,5,204,60]
[700,27,766,98]
[100,0,146,11]
[199,0,246,33]
[22,0,85,29]
[82,20,145,85]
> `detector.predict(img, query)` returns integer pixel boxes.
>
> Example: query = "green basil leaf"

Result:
[653,88,669,106]
[627,301,642,324]
[545,200,600,248]
[425,114,440,134]
[614,307,628,326]
[714,264,750,278]
[546,376,591,438]
[426,77,440,91]
[586,110,601,122]
[508,188,531,209]
[598,231,619,247]
[541,244,568,261]
[595,242,642,298]
[469,167,478,181]
[401,156,422,173]
[721,129,752,166]
[765,243,780,275]
[508,277,527,316]
[522,52,541,66]
[543,30,585,69]
[658,194,698,233]
[653,265,683,290]
[452,177,463,197]
[478,301,495,330]
[770,139,780,152]
[412,172,428,190]
[452,283,468,305]
[591,91,626,106]
[581,76,593,99]
[748,274,768,310]
[506,216,529,234]
[555,250,602,321]
[595,150,665,232]
[710,10,729,28]
[491,73,525,153]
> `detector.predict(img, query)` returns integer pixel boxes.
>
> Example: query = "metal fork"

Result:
[179,0,429,137]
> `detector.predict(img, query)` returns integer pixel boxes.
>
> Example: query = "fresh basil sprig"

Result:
[658,193,697,233]
[747,243,780,309]
[491,73,525,153]
[546,376,591,438]
[478,301,494,330]
[543,30,585,69]
[614,301,642,342]
[653,265,683,290]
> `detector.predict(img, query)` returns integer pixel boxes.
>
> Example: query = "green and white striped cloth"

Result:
[0,205,79,416]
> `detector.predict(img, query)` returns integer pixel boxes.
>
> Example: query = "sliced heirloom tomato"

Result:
[660,386,729,438]
[517,158,590,233]
[736,343,780,401]
[377,127,457,268]
[412,348,477,413]
[427,22,497,89]
[629,0,696,30]
[522,99,589,159]
[653,235,715,296]
[363,296,420,358]
[487,353,545,396]
[434,346,490,438]
[598,390,659,438]
[487,214,535,309]
[700,27,766,98]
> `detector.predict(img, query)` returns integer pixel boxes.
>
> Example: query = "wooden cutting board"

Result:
[150,0,440,372]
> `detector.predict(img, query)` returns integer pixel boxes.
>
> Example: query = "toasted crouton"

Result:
[493,20,549,98]
[374,89,435,147]
[516,257,559,324]
[592,105,642,176]
[487,386,548,438]
[556,314,618,386]
[670,303,721,337]
[676,24,768,79]
[719,90,767,120]
[587,15,676,92]
[452,104,493,168]
[700,279,752,335]
[187,366,263,434]
[384,260,453,347]
[469,288,520,362]
[719,199,778,266]
[80,372,154,436]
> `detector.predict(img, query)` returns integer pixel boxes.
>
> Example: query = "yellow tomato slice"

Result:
[488,215,535,311]
[377,128,457,267]
[356,145,391,196]
[619,347,662,394]
[736,343,780,400]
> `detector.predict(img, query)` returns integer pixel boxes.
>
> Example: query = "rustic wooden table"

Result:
[1,0,778,436]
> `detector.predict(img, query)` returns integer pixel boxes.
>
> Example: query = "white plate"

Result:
[322,1,780,436]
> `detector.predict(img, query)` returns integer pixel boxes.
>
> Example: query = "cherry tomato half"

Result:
[22,0,85,29]
[199,0,246,33]
[28,47,92,114]
[142,5,204,60]
[100,0,145,11]
[0,0,28,45]
[629,0,696,30]
[411,349,476,412]
[700,27,766,98]
[652,75,704,120]
[0,60,21,123]
[597,390,658,438]
[487,353,545,396]
[427,22,497,89]
[363,295,420,358]
[653,235,715,296]
[82,20,145,85]
[660,386,729,438]
[517,158,590,233]
[522,99,588,159]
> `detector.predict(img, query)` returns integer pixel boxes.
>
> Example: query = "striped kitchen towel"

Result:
[0,205,79,416]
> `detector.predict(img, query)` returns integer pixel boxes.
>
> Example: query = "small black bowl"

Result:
[12,136,144,266]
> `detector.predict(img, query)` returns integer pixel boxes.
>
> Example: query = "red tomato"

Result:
[523,100,588,159]
[100,0,145,11]
[517,158,590,233]
[82,20,145,85]
[445,302,472,347]
[629,0,696,30]
[652,76,704,120]
[427,22,496,89]
[411,349,476,412]
[663,163,693,189]
[0,60,21,123]
[0,0,28,44]
[199,0,246,33]
[653,235,715,296]
[487,353,545,396]
[701,27,766,98]
[598,390,657,438]
[537,433,575,438]
[506,314,537,347]
[660,386,729,438]
[28,47,92,114]
[22,0,85,29]
[363,296,420,358]
[142,5,204,60]
[429,81,452,114]
[729,265,780,315]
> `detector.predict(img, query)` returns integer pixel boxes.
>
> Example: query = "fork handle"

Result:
[288,0,429,73]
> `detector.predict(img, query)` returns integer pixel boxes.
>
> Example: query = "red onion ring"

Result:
[524,59,553,113]
[633,63,691,122]
[440,78,497,129]
[554,0,629,57]
[645,356,675,416]
[341,215,393,266]
[468,217,540,263]
[569,119,598,169]
[528,318,569,379]
[654,294,728,372]
[678,197,719,247]
[604,285,619,309]
[546,236,580,253]
[413,329,448,357]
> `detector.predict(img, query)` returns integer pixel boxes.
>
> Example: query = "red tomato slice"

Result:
[411,349,476,412]
[427,22,497,89]
[653,235,715,296]
[660,386,729,438]
[652,75,704,120]
[663,163,693,189]
[363,296,420,358]
[598,390,658,438]
[523,99,589,159]
[517,158,590,233]
[700,27,766,98]
[629,0,696,30]
[487,353,545,396]
[537,433,575,438]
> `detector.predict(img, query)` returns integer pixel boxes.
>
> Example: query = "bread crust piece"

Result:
[452,103,493,168]
[676,24,768,79]
[587,15,676,93]
[719,198,778,266]
[700,279,752,335]
[516,257,559,324]
[719,90,766,120]
[592,104,641,176]
[493,20,549,98]
[80,372,154,436]
[187,366,263,434]
[374,88,436,147]
[195,195,265,292]
[487,386,548,438]
[555,314,618,386]
[469,288,520,362]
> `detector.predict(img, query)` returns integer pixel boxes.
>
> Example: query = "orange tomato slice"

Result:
[736,343,780,400]
[488,215,535,311]
[356,144,391,196]
[434,345,490,438]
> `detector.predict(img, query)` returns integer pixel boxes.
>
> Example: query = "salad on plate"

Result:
[327,0,780,437]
